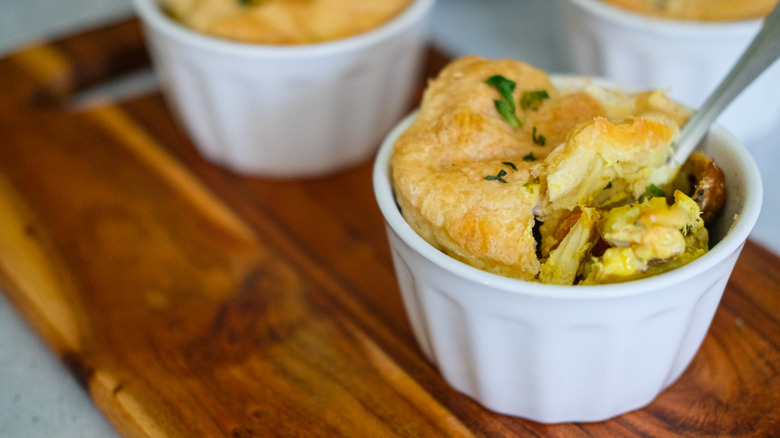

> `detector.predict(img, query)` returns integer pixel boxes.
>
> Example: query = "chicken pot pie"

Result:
[162,0,413,44]
[391,56,726,285]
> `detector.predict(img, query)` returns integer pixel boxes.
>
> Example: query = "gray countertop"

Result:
[0,1,777,436]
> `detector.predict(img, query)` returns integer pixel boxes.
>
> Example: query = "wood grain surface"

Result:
[1,18,779,437]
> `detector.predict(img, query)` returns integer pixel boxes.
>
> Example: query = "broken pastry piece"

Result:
[533,115,678,214]
[539,208,598,285]
[391,56,725,285]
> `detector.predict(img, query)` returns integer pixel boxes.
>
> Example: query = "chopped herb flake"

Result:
[639,184,666,202]
[522,153,537,162]
[502,161,518,171]
[603,182,613,190]
[486,75,523,128]
[484,169,508,183]
[521,90,549,110]
[485,75,516,110]
[532,126,546,146]
[494,100,522,128]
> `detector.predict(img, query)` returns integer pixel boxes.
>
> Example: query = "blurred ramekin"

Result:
[556,0,780,144]
[131,0,436,178]
[372,76,763,423]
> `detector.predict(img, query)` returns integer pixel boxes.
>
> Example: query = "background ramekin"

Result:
[372,76,763,423]
[131,0,436,178]
[556,0,780,145]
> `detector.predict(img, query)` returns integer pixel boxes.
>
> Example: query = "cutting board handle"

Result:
[7,18,150,104]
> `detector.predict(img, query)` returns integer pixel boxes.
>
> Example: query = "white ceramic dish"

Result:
[556,0,780,145]
[131,0,436,178]
[372,76,763,423]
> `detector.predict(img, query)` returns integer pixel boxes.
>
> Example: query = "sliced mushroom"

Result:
[681,152,726,224]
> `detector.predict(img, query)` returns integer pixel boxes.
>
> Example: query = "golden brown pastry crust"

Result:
[391,57,607,280]
[163,0,412,44]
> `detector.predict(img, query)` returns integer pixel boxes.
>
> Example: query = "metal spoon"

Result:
[670,2,780,167]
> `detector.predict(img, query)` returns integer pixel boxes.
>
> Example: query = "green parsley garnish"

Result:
[520,90,549,110]
[639,184,666,202]
[603,182,613,190]
[484,161,519,183]
[532,126,546,146]
[485,75,523,128]
[484,169,508,183]
[495,100,522,128]
[522,152,537,162]
[485,75,515,107]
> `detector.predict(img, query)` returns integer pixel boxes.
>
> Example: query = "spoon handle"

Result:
[671,3,780,166]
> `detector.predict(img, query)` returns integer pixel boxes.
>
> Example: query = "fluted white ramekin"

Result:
[556,0,780,145]
[131,0,436,178]
[372,76,763,423]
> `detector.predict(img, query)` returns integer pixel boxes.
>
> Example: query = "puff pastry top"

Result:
[163,0,412,44]
[391,56,694,282]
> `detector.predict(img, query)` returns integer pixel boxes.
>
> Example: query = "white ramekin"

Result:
[131,0,436,178]
[372,76,763,423]
[556,0,780,145]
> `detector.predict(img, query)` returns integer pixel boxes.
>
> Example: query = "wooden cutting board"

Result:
[1,18,780,437]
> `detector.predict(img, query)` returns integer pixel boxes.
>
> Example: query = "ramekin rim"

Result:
[130,0,436,58]
[561,0,765,36]
[373,89,763,300]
